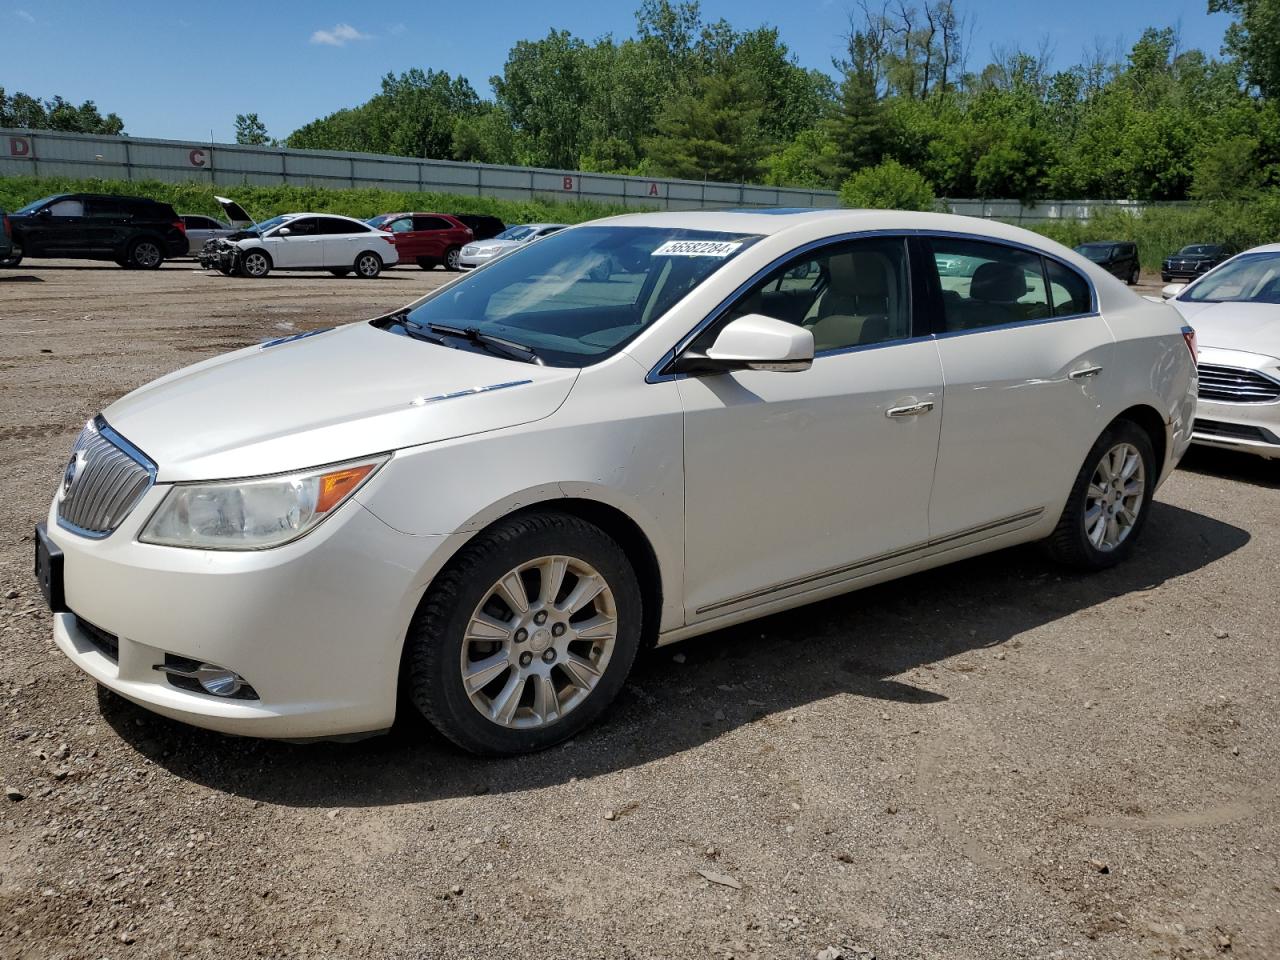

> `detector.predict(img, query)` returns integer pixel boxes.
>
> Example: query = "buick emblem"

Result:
[62,450,85,496]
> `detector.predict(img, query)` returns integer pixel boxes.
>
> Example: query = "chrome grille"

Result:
[56,418,154,537]
[1197,364,1280,404]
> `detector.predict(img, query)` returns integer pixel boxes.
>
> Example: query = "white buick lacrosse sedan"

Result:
[36,209,1197,754]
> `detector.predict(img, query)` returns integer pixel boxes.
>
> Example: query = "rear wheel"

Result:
[239,249,271,278]
[1044,420,1156,570]
[355,251,382,278]
[406,512,642,755]
[127,238,164,270]
[443,246,462,271]
[1128,265,1140,285]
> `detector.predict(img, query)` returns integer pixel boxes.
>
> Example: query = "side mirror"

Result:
[277,227,292,237]
[35,206,52,218]
[675,314,814,374]
[1161,283,1186,300]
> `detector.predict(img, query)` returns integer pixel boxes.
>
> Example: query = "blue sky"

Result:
[4,1,1234,143]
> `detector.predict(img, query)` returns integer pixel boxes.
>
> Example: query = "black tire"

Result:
[443,246,462,271]
[417,256,438,271]
[238,249,272,278]
[1161,274,1172,283]
[127,237,164,270]
[1,245,23,268]
[406,512,643,755]
[354,251,382,278]
[328,268,351,277]
[1043,419,1157,571]
[1127,266,1140,285]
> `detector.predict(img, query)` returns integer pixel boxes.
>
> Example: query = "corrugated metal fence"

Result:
[0,128,1189,221]
[0,128,838,211]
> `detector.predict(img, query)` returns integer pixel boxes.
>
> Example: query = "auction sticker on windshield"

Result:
[652,239,744,258]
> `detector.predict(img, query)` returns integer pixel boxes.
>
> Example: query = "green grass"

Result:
[0,176,639,226]
[1030,196,1280,271]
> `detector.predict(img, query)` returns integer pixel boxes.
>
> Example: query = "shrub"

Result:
[839,160,938,211]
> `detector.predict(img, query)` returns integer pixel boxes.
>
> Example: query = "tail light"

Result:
[1181,326,1198,366]
[2,214,9,239]
[173,219,186,235]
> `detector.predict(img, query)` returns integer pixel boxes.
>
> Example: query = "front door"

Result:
[679,236,944,622]
[269,217,321,268]
[923,236,1115,539]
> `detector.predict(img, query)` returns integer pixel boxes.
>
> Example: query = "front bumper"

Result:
[197,239,238,272]
[1192,400,1280,459]
[46,485,446,739]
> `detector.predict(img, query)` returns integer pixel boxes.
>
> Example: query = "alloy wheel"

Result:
[358,254,380,277]
[460,555,618,729]
[243,252,269,277]
[134,242,161,268]
[446,248,460,269]
[1084,442,1145,551]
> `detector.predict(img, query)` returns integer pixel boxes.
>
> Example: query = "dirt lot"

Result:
[1,261,1278,960]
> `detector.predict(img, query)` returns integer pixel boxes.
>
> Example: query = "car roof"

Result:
[1237,243,1280,255]
[373,212,458,220]
[587,208,1069,246]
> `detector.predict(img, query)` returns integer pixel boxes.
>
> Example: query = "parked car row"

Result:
[0,191,521,276]
[1070,240,1238,287]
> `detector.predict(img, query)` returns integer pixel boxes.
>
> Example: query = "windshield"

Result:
[248,214,291,235]
[1076,244,1114,263]
[1182,253,1280,303]
[385,225,761,367]
[15,195,62,215]
[495,225,536,242]
[1179,244,1220,256]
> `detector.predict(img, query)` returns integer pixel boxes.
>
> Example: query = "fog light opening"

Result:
[154,659,251,699]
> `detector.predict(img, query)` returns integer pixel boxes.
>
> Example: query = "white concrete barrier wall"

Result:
[0,128,1188,219]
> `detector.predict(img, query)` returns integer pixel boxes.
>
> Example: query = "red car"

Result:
[366,212,473,271]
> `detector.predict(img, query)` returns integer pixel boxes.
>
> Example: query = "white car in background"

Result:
[459,223,567,269]
[198,198,398,278]
[1164,243,1280,459]
[37,209,1195,754]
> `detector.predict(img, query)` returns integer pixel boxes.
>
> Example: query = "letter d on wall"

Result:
[9,136,31,157]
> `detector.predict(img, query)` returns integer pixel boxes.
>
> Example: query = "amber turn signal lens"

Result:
[316,465,375,513]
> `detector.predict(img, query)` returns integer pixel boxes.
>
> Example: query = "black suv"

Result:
[4,193,188,269]
[1074,241,1140,285]
[1161,243,1232,283]
[449,213,506,241]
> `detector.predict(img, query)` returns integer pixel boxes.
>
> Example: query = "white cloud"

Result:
[309,23,370,46]
[389,22,406,36]
[15,8,35,22]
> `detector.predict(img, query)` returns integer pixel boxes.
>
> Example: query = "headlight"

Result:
[139,455,388,550]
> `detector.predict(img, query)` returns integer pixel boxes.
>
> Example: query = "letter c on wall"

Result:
[189,148,207,167]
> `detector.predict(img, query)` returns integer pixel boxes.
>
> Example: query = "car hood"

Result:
[1171,301,1280,358]
[102,322,578,482]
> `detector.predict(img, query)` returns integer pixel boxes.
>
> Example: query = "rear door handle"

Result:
[1069,365,1104,380]
[886,400,935,418]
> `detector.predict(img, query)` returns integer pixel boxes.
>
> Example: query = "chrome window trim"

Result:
[646,228,1100,383]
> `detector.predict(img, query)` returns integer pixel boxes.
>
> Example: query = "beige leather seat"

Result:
[803,251,895,351]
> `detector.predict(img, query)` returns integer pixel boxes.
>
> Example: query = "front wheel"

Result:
[354,251,382,278]
[443,246,462,271]
[1128,266,1139,285]
[239,249,271,278]
[1043,420,1156,570]
[406,512,642,755]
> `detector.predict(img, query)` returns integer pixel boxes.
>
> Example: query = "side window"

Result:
[1045,259,1092,317]
[413,215,450,231]
[929,239,1050,332]
[48,198,85,217]
[282,218,317,236]
[724,236,912,352]
[85,198,126,218]
[317,217,360,235]
[388,217,414,233]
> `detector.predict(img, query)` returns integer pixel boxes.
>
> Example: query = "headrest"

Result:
[827,252,889,298]
[970,261,1027,302]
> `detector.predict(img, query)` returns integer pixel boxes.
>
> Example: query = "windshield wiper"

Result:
[424,322,543,365]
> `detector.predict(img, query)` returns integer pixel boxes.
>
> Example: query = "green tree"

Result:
[839,159,937,210]
[1191,135,1264,198]
[234,113,270,145]
[1211,0,1280,97]
[644,71,767,182]
[763,127,840,187]
[492,30,590,168]
[0,88,124,134]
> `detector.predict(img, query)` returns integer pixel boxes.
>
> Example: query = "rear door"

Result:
[923,236,1113,540]
[413,215,454,261]
[318,217,368,267]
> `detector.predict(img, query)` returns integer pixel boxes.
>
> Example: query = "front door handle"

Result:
[886,400,935,418]
[1069,365,1104,380]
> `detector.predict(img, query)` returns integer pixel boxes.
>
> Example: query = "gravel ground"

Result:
[1,261,1277,960]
